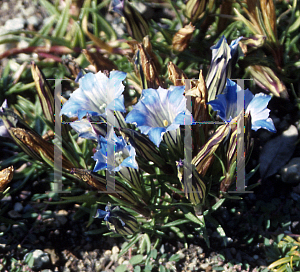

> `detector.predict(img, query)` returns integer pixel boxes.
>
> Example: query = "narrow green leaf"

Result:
[52,0,71,38]
[119,234,141,257]
[129,255,144,265]
[39,0,59,16]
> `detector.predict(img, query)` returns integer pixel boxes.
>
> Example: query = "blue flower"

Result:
[125,86,194,147]
[246,93,276,132]
[94,204,114,223]
[92,128,138,172]
[69,119,98,141]
[60,70,126,120]
[94,202,139,235]
[208,79,276,132]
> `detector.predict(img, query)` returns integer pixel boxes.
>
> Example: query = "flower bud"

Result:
[111,0,149,42]
[31,62,55,124]
[167,61,187,86]
[134,42,162,89]
[172,23,195,52]
[10,128,75,171]
[239,35,266,55]
[192,124,231,176]
[185,0,206,23]
[247,65,288,98]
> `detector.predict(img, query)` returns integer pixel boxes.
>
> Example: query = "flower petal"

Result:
[70,119,97,140]
[125,85,194,146]
[148,127,166,147]
[252,118,276,133]
[61,71,126,119]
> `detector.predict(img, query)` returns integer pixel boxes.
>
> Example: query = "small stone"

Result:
[4,18,25,31]
[0,225,7,232]
[253,255,259,260]
[20,191,31,200]
[18,40,29,49]
[26,249,50,270]
[8,210,21,219]
[2,2,9,10]
[188,262,196,270]
[110,254,118,262]
[27,15,40,27]
[118,257,125,265]
[281,157,300,184]
[176,250,185,259]
[230,247,236,255]
[1,195,12,202]
[104,250,112,257]
[55,210,68,226]
[14,202,23,212]
[235,251,242,262]
[226,237,233,243]
[197,247,203,254]
[200,263,209,269]
[112,245,119,255]
[22,6,36,17]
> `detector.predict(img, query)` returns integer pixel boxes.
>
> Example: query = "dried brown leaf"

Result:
[0,166,14,192]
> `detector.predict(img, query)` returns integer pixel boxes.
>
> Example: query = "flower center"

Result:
[115,151,125,165]
[163,119,168,127]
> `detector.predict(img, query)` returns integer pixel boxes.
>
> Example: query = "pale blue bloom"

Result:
[94,205,111,222]
[60,70,126,120]
[208,79,276,132]
[69,119,98,141]
[92,128,138,172]
[94,203,126,226]
[246,93,276,132]
[125,86,194,147]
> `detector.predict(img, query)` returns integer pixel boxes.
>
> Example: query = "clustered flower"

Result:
[58,35,276,230]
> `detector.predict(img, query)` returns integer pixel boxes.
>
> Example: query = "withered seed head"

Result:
[172,23,195,52]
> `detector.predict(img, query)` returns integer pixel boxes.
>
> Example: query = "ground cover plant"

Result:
[0,0,300,271]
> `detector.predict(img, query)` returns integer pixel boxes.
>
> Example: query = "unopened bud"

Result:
[172,23,195,52]
[186,0,206,23]
[167,62,187,86]
[247,65,288,98]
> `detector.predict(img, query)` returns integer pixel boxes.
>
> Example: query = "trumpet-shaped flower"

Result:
[94,202,139,235]
[92,128,138,172]
[208,79,276,132]
[60,70,126,119]
[125,86,194,147]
